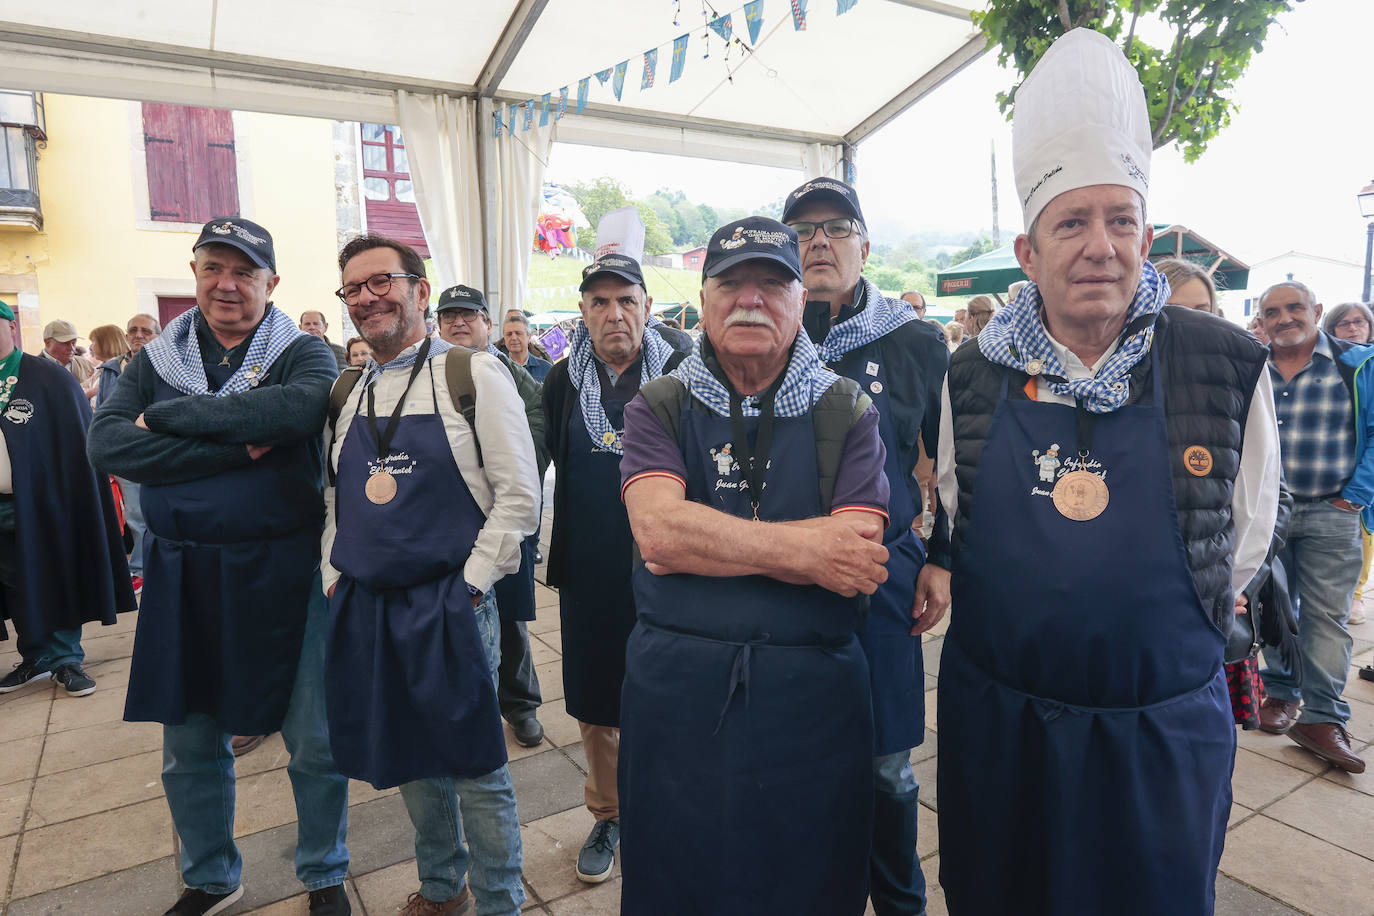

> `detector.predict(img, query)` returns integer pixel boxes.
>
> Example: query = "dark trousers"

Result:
[498,618,541,723]
[0,499,83,667]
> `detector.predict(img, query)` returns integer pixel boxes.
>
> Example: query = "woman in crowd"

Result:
[943,320,965,351]
[963,295,996,337]
[1156,258,1218,314]
[1324,302,1374,624]
[345,335,371,367]
[88,323,131,406]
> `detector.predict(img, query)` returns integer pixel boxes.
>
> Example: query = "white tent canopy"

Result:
[0,0,983,309]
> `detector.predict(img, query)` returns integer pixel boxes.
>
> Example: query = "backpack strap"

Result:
[325,366,364,485]
[445,346,482,467]
[811,377,872,512]
[639,375,688,451]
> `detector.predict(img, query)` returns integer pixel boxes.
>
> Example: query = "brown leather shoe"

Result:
[1289,722,1367,774]
[231,735,267,757]
[1258,698,1299,735]
[399,886,473,916]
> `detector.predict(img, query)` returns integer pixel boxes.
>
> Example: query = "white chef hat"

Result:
[1013,28,1152,231]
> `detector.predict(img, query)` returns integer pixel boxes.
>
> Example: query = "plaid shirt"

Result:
[1270,333,1356,499]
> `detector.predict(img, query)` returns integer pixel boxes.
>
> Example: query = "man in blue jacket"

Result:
[1258,279,1374,774]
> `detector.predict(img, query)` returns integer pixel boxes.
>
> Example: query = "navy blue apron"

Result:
[832,341,926,756]
[559,399,638,727]
[493,534,537,622]
[938,351,1234,915]
[326,362,506,790]
[126,364,317,735]
[619,397,874,915]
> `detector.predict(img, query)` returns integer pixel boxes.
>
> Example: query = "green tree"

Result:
[973,0,1300,162]
[697,203,719,237]
[947,235,997,268]
[564,177,631,252]
[639,205,674,255]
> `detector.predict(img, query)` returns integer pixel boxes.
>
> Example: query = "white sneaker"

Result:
[1351,598,1367,626]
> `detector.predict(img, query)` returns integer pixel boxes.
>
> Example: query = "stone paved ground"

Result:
[5,508,1374,914]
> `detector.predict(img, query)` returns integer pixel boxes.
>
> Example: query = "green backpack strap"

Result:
[811,377,872,511]
[326,367,364,485]
[445,346,482,466]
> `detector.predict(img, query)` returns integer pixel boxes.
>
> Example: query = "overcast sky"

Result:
[547,0,1373,267]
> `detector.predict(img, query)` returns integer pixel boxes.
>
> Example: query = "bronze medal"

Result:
[1052,469,1108,521]
[365,471,397,505]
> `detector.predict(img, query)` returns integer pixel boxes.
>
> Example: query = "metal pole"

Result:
[1364,221,1374,303]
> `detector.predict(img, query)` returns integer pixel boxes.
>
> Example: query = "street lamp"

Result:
[1359,181,1374,302]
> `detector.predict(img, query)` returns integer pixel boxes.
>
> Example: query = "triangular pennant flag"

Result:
[539,92,551,126]
[557,87,568,120]
[576,77,590,113]
[709,14,733,41]
[522,100,533,131]
[612,60,628,100]
[790,0,808,30]
[671,35,688,82]
[595,67,613,85]
[642,49,658,90]
[508,103,517,132]
[837,0,857,13]
[493,110,503,138]
[744,0,764,43]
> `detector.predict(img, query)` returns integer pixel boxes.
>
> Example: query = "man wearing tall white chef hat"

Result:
[927,28,1282,915]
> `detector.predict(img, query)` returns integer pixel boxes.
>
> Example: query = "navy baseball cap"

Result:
[436,284,489,314]
[702,217,802,282]
[781,177,865,227]
[579,254,645,292]
[193,217,276,272]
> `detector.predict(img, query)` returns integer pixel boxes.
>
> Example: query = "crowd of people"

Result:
[0,26,1370,916]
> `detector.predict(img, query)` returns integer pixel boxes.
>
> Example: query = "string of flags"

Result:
[493,0,857,138]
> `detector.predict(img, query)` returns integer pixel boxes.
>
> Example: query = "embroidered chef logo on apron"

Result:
[1183,445,1212,477]
[710,442,741,491]
[3,398,33,425]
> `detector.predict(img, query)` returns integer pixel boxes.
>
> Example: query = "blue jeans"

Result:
[20,628,84,671]
[871,750,926,916]
[398,591,524,914]
[161,574,350,893]
[1262,499,1364,726]
[116,476,146,577]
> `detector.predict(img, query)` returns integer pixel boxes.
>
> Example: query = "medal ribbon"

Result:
[0,348,22,414]
[366,337,432,462]
[727,376,781,521]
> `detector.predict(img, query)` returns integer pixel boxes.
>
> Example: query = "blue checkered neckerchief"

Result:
[144,303,304,396]
[817,277,919,362]
[1269,332,1356,499]
[976,260,1170,413]
[361,335,454,386]
[671,331,839,419]
[569,318,676,455]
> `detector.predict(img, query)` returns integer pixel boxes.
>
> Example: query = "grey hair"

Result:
[128,313,162,334]
[503,312,531,330]
[1258,280,1317,310]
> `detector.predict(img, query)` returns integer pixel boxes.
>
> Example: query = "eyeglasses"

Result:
[1336,318,1370,330]
[438,308,485,324]
[787,218,856,242]
[335,272,419,304]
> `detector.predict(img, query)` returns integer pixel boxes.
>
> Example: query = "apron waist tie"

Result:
[946,636,1224,716]
[639,621,849,733]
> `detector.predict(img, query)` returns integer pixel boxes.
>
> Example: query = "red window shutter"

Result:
[198,107,239,220]
[157,296,197,327]
[143,102,190,222]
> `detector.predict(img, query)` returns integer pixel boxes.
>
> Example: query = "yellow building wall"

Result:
[0,93,342,352]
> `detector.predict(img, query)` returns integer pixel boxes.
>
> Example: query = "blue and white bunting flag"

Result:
[612,60,628,100]
[595,67,613,85]
[557,87,568,120]
[837,0,858,13]
[539,92,551,126]
[577,77,590,113]
[671,34,688,82]
[791,0,808,30]
[642,49,657,89]
[744,0,764,43]
[493,111,503,137]
[709,14,733,41]
[522,100,533,131]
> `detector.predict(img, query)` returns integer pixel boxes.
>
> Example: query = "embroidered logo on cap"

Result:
[1183,445,1212,477]
[211,222,233,235]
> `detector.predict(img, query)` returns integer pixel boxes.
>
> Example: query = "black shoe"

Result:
[0,659,50,694]
[52,664,96,697]
[534,549,544,564]
[309,884,352,915]
[164,886,244,915]
[510,716,545,747]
